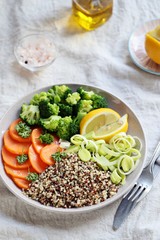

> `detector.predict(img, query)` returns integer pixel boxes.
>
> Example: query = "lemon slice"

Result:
[145,25,160,64]
[80,108,128,142]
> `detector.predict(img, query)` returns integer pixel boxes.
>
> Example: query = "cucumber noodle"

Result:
[69,132,142,185]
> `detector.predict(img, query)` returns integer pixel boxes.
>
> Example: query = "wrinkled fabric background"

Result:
[0,0,160,239]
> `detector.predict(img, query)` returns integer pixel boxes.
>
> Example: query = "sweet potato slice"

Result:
[2,146,31,169]
[31,128,59,154]
[9,118,32,143]
[12,177,30,189]
[4,164,30,179]
[28,144,48,173]
[40,143,62,165]
[3,130,31,154]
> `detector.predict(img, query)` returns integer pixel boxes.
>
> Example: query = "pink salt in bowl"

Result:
[14,33,57,72]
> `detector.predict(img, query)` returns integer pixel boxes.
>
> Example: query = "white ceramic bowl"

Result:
[14,33,56,72]
[0,84,146,214]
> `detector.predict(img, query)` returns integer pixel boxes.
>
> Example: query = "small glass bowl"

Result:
[14,33,57,72]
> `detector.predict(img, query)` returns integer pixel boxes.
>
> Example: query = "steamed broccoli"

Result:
[58,103,73,117]
[30,92,48,105]
[47,88,61,104]
[66,92,81,105]
[69,111,87,136]
[57,116,72,140]
[77,87,94,100]
[39,115,61,132]
[39,99,59,118]
[48,85,72,102]
[91,94,108,109]
[77,99,93,113]
[20,104,40,125]
[77,87,108,109]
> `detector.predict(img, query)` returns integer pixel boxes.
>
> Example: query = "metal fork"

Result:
[125,141,160,203]
[113,142,160,230]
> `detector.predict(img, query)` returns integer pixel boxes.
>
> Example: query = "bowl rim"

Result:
[0,83,147,214]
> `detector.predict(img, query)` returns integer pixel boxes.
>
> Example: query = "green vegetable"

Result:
[39,99,59,118]
[18,85,109,140]
[91,94,108,109]
[39,133,54,144]
[66,92,81,105]
[69,111,86,137]
[48,85,72,102]
[15,121,32,138]
[58,103,73,117]
[16,154,28,164]
[65,145,80,153]
[57,116,72,140]
[77,87,108,109]
[78,148,91,162]
[30,92,48,105]
[39,115,61,132]
[20,103,40,125]
[77,87,95,100]
[26,172,39,182]
[77,100,93,113]
[52,152,67,161]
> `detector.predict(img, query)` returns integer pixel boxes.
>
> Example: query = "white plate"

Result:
[128,19,160,75]
[0,83,146,214]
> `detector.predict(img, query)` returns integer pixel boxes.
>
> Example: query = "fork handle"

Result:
[146,142,160,172]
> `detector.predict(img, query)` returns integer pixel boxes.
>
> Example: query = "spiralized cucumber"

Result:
[65,132,142,185]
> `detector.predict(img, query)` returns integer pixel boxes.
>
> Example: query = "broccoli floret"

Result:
[58,103,73,117]
[69,111,87,136]
[47,89,61,104]
[77,87,108,109]
[57,116,72,140]
[39,115,61,132]
[30,92,48,105]
[39,99,59,118]
[48,85,72,101]
[65,92,81,105]
[91,94,108,109]
[77,99,93,113]
[77,87,94,100]
[20,104,40,125]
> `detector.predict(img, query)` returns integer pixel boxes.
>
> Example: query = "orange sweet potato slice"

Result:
[2,146,31,169]
[28,144,48,173]
[4,164,31,180]
[12,177,30,189]
[40,143,62,165]
[31,128,59,154]
[3,130,31,155]
[9,118,32,143]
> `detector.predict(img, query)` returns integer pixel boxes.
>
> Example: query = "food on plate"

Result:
[1,85,142,208]
[23,154,119,208]
[19,85,108,140]
[145,25,160,64]
[80,108,128,142]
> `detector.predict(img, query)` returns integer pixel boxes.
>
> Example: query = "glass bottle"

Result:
[72,0,113,31]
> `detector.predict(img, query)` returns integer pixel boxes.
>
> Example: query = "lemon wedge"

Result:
[80,108,128,142]
[145,25,160,64]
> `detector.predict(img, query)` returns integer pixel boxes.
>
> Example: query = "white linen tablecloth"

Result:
[0,0,160,239]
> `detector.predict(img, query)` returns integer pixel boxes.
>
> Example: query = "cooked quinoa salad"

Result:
[23,154,119,208]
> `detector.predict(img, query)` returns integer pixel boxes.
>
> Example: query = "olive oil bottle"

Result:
[72,0,113,31]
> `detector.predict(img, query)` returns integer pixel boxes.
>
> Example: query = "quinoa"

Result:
[23,154,119,208]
